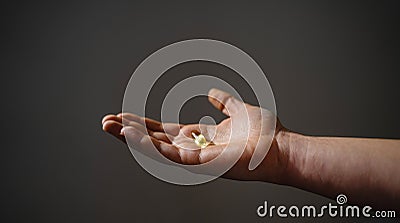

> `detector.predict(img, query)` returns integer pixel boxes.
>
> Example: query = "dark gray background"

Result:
[1,0,399,222]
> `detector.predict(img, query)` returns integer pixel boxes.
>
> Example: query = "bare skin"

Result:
[102,88,400,210]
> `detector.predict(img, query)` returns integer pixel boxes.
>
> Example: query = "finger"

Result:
[161,123,182,136]
[121,126,181,163]
[102,120,126,143]
[118,113,161,130]
[180,124,217,142]
[118,113,182,136]
[102,114,122,124]
[208,88,244,116]
[151,132,173,144]
[126,121,174,143]
[157,141,182,163]
[126,121,152,135]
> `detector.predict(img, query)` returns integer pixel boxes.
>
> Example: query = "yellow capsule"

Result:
[192,132,209,148]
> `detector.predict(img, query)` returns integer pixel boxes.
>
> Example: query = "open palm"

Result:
[102,89,288,183]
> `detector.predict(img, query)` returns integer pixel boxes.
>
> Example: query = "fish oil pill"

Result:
[192,132,209,148]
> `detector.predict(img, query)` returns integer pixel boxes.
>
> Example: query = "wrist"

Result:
[276,129,311,187]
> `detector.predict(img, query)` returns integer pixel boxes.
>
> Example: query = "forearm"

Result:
[281,131,400,209]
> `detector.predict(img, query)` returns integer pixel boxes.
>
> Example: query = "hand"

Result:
[102,88,400,209]
[102,88,290,183]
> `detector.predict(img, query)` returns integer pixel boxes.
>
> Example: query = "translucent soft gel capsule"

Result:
[192,132,209,148]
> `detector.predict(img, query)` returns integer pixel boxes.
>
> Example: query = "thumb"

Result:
[208,88,244,116]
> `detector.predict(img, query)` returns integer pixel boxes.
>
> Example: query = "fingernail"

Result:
[120,127,129,135]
